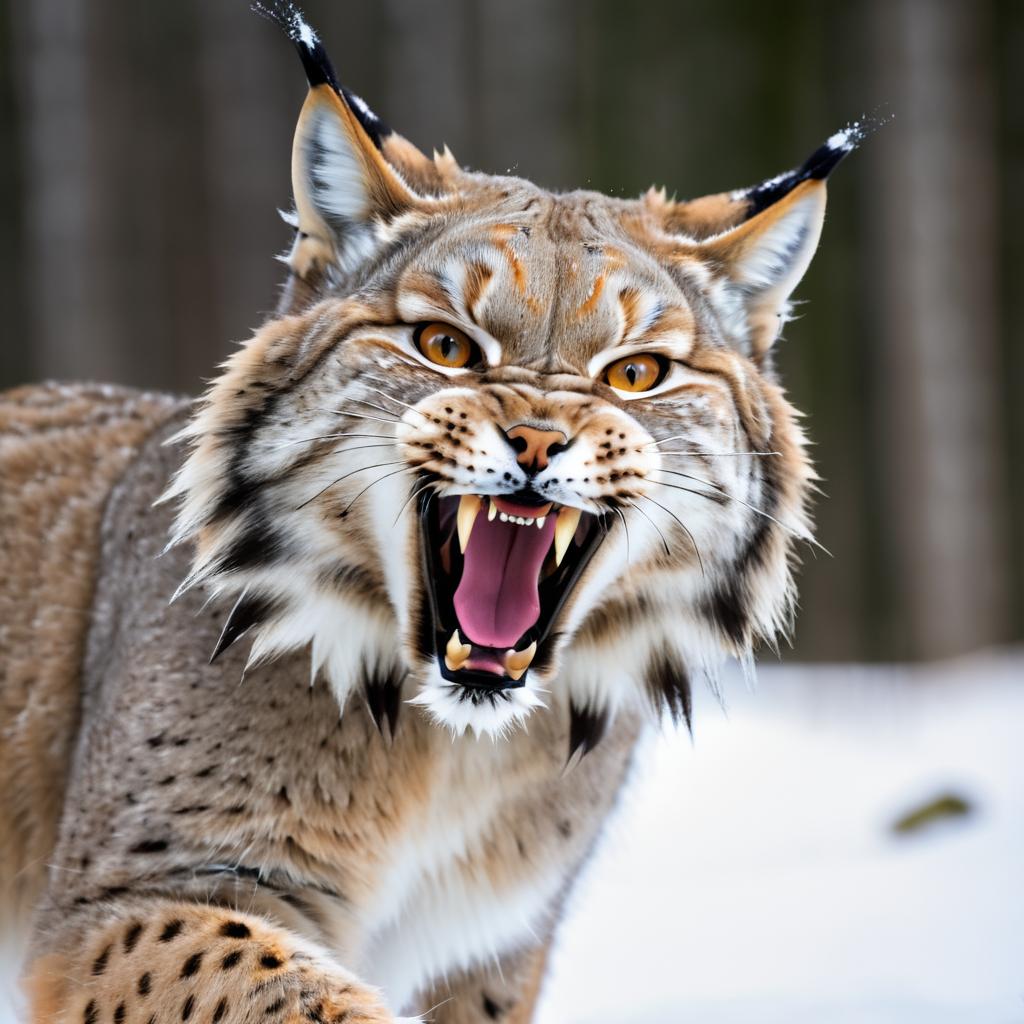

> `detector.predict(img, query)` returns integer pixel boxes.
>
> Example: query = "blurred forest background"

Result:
[0,0,1020,663]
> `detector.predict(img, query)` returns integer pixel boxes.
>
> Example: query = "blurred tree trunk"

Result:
[11,0,119,382]
[195,0,294,349]
[869,0,1009,657]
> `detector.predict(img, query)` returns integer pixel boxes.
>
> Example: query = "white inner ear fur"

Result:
[722,183,827,309]
[303,103,373,223]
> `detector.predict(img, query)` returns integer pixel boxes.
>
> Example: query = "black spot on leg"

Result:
[159,920,184,942]
[129,839,169,855]
[181,994,195,1021]
[138,973,151,996]
[123,922,144,953]
[84,999,98,1024]
[221,950,243,971]
[180,952,203,978]
[114,1002,126,1024]
[212,999,228,1023]
[264,997,287,1014]
[221,921,251,939]
[91,945,112,976]
[482,994,504,1019]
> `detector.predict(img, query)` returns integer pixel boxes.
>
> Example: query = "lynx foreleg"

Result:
[24,899,418,1024]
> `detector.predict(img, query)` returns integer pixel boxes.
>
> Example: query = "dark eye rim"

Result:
[413,321,482,369]
[601,352,671,392]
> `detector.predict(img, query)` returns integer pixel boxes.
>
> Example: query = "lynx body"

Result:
[0,3,864,1020]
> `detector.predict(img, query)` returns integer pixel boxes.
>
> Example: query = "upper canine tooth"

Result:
[504,640,537,681]
[445,629,472,671]
[488,500,498,522]
[457,495,482,553]
[553,506,582,566]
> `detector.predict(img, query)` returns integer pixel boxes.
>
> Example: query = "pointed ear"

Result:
[699,178,827,357]
[290,81,415,276]
[651,122,871,241]
[255,1,434,304]
[654,122,877,358]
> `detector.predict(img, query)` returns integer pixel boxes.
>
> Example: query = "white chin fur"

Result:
[409,672,546,739]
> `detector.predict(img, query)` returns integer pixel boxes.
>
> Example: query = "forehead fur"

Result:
[350,176,713,373]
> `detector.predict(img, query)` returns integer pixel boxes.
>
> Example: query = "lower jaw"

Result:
[439,663,527,690]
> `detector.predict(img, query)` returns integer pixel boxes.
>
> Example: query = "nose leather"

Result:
[505,425,568,472]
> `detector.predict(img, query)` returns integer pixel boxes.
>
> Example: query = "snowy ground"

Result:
[535,649,1024,1024]
[3,651,1020,1023]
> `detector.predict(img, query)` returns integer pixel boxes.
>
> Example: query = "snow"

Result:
[297,19,317,51]
[2,651,1020,1023]
[827,121,865,152]
[536,650,1024,1023]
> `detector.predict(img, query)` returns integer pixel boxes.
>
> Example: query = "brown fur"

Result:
[0,384,180,929]
[0,15,857,1020]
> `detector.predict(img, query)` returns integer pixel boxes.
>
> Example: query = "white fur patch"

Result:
[409,668,547,739]
[307,107,371,223]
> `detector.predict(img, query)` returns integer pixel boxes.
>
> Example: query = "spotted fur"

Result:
[1,4,868,1021]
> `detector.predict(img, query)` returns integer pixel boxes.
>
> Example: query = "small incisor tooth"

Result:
[457,495,482,553]
[445,629,472,671]
[553,506,582,566]
[504,640,537,681]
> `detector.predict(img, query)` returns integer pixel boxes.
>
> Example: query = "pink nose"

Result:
[505,425,568,472]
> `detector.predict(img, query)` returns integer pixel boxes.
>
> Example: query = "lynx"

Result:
[0,2,866,1020]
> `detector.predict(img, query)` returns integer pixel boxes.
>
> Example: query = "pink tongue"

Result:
[453,512,557,648]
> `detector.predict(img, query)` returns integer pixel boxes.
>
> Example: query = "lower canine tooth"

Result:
[445,629,472,671]
[553,506,583,566]
[504,640,537,681]
[457,495,482,553]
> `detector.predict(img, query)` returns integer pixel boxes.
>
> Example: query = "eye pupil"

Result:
[626,365,637,386]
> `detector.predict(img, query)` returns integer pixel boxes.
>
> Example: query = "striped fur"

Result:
[1,8,870,1020]
[163,26,865,735]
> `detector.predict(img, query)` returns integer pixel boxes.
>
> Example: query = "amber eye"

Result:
[602,353,667,393]
[415,322,478,369]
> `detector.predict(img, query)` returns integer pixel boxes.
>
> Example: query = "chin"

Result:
[412,487,608,735]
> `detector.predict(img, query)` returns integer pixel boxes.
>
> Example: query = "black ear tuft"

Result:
[567,701,610,763]
[252,0,391,150]
[209,592,279,663]
[744,116,888,216]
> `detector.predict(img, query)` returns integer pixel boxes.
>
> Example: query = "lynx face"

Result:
[167,4,864,738]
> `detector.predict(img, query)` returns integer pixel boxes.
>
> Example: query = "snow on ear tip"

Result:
[254,0,393,150]
[741,112,889,217]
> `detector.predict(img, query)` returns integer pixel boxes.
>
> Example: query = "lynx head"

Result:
[166,1,867,742]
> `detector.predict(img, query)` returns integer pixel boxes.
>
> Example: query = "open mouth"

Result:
[419,489,607,691]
